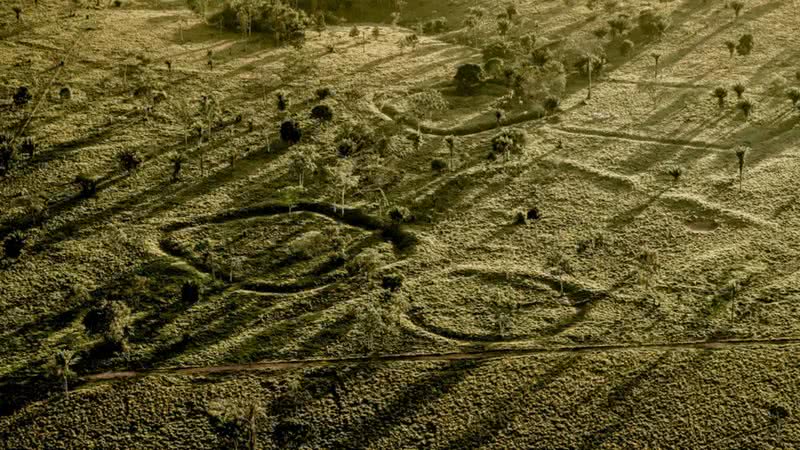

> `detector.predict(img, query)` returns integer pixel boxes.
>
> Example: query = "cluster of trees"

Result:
[216,0,309,46]
[711,82,755,120]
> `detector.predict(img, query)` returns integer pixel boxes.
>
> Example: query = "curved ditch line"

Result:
[379,102,547,137]
[82,336,800,381]
[548,125,731,150]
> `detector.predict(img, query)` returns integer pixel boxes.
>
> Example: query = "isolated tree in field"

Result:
[83,300,131,351]
[491,128,526,162]
[786,87,800,107]
[637,249,659,290]
[280,119,302,145]
[3,230,26,259]
[169,153,185,182]
[724,40,736,58]
[402,33,419,52]
[315,87,333,101]
[736,34,753,56]
[730,1,744,18]
[13,86,32,107]
[455,63,484,94]
[614,39,633,58]
[546,251,574,296]
[12,6,22,21]
[638,10,670,39]
[21,136,37,159]
[495,109,505,127]
[651,52,662,79]
[712,87,728,107]
[47,349,79,396]
[118,149,142,173]
[735,146,747,190]
[445,135,456,169]
[310,104,333,122]
[732,82,745,98]
[737,98,753,120]
[331,159,359,215]
[289,146,317,188]
[349,25,360,38]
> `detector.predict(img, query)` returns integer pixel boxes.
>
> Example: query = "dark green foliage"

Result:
[13,7,22,21]
[337,138,357,158]
[3,230,26,258]
[482,41,514,61]
[0,133,16,175]
[787,87,800,106]
[513,211,527,225]
[607,16,629,35]
[273,418,313,448]
[422,17,447,34]
[730,0,744,17]
[454,63,484,94]
[83,300,131,350]
[169,153,185,182]
[219,1,308,44]
[637,10,670,38]
[431,158,447,173]
[334,121,375,156]
[736,34,753,56]
[491,128,527,156]
[737,99,753,119]
[59,86,72,100]
[276,91,289,112]
[74,173,99,198]
[531,47,553,67]
[527,207,540,221]
[118,149,142,172]
[543,96,560,114]
[13,86,32,107]
[181,280,200,303]
[724,40,736,57]
[310,104,333,122]
[668,166,682,182]
[388,205,413,224]
[575,52,607,76]
[280,120,302,144]
[20,136,36,158]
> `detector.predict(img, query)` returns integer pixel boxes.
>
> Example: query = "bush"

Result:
[431,158,447,173]
[280,120,302,144]
[482,41,514,61]
[388,205,413,224]
[531,47,553,67]
[83,300,131,349]
[620,39,634,56]
[712,86,728,107]
[483,58,505,80]
[334,120,375,155]
[21,136,36,158]
[346,246,390,278]
[543,96,560,113]
[289,231,326,259]
[787,87,800,106]
[118,149,142,172]
[273,418,313,448]
[454,63,484,94]
[732,82,746,98]
[637,9,670,38]
[737,99,754,119]
[3,230,26,258]
[59,86,72,100]
[0,134,16,175]
[310,104,333,122]
[315,87,333,100]
[736,33,753,56]
[219,1,308,44]
[491,128,527,156]
[513,211,527,225]
[13,86,32,107]
[527,207,541,220]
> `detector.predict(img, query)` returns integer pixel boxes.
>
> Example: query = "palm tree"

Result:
[735,146,747,191]
[732,82,745,98]
[724,40,736,58]
[445,135,456,170]
[651,52,661,79]
[730,1,744,18]
[712,87,728,108]
[50,349,80,396]
[737,99,753,120]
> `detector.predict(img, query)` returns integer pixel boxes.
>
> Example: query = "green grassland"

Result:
[1,0,800,447]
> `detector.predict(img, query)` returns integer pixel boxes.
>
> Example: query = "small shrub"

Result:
[310,104,333,122]
[74,173,99,198]
[482,41,514,61]
[730,0,744,18]
[315,87,333,100]
[454,63,484,94]
[787,87,800,106]
[527,207,541,221]
[280,120,302,144]
[732,82,745,98]
[3,230,26,258]
[531,47,553,67]
[637,9,670,39]
[13,86,32,107]
[21,136,37,158]
[543,96,560,114]
[83,300,131,350]
[152,90,168,105]
[336,137,357,158]
[276,91,289,112]
[620,39,634,56]
[346,246,389,278]
[737,99,754,119]
[724,40,736,57]
[668,166,682,182]
[289,231,326,259]
[513,211,527,225]
[118,149,142,172]
[388,205,413,224]
[491,128,527,157]
[712,87,728,107]
[431,158,447,173]
[349,25,360,37]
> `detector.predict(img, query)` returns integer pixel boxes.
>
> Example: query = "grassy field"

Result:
[1,0,800,447]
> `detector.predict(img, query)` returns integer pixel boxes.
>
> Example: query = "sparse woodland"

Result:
[1,0,800,447]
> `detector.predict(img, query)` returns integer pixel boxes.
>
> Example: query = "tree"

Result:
[47,349,80,396]
[3,230,26,258]
[276,90,289,112]
[491,128,526,162]
[289,145,317,188]
[12,6,21,21]
[737,98,753,120]
[198,94,217,177]
[74,173,98,198]
[724,40,736,58]
[372,26,380,39]
[651,52,661,79]
[730,1,744,18]
[638,9,670,39]
[445,135,456,169]
[732,82,745,98]
[608,16,629,36]
[169,153,185,182]
[331,159,359,215]
[454,63,484,94]
[543,96,560,114]
[280,119,302,144]
[495,109,505,128]
[735,146,747,191]
[712,87,728,107]
[407,90,448,134]
[83,300,131,351]
[497,18,510,37]
[637,249,659,291]
[668,166,682,183]
[21,136,37,159]
[786,87,800,107]
[13,86,32,107]
[547,251,573,296]
[736,33,753,56]
[349,25,359,38]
